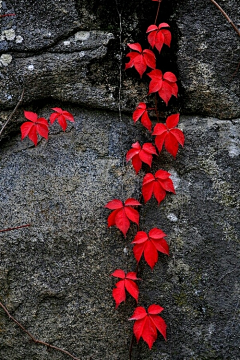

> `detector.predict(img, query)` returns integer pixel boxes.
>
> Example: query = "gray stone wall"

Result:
[0,1,239,359]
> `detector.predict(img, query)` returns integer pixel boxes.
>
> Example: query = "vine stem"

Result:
[154,0,162,25]
[0,224,30,233]
[0,88,25,138]
[0,301,81,360]
[209,0,240,37]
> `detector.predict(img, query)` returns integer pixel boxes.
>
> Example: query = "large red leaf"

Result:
[146,23,171,53]
[125,43,156,78]
[105,198,141,237]
[129,305,167,349]
[148,69,178,105]
[132,228,169,269]
[142,171,175,205]
[20,111,49,146]
[126,142,157,174]
[152,114,185,157]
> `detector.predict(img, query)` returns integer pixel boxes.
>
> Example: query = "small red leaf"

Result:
[111,270,140,308]
[50,108,74,131]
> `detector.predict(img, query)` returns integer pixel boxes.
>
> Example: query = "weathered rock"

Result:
[0,0,239,117]
[0,107,239,359]
[0,0,240,359]
[175,0,240,119]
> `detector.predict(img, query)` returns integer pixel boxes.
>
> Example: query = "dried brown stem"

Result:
[0,301,81,360]
[209,0,240,37]
[0,224,30,233]
[0,88,25,138]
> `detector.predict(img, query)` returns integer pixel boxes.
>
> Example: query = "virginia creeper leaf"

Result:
[132,102,152,131]
[148,69,178,105]
[129,305,167,349]
[142,170,175,204]
[126,141,157,174]
[20,111,49,146]
[105,198,141,237]
[132,228,169,269]
[50,107,74,131]
[111,270,140,308]
[146,23,171,53]
[152,114,185,157]
[125,43,156,78]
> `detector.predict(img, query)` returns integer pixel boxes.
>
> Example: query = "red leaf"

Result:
[129,305,167,349]
[132,103,152,131]
[126,142,157,174]
[105,199,123,210]
[111,269,126,279]
[21,111,49,146]
[125,43,156,78]
[148,69,178,105]
[50,108,74,131]
[142,170,175,204]
[112,281,126,308]
[153,114,184,156]
[111,270,140,308]
[132,228,169,269]
[146,24,171,53]
[115,208,130,238]
[105,198,141,237]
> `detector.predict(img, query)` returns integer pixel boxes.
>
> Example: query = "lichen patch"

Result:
[0,54,13,66]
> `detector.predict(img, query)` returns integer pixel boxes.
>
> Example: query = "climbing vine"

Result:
[106,0,184,355]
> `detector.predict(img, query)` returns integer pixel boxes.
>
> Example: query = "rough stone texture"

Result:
[0,108,239,359]
[175,0,240,119]
[0,0,240,359]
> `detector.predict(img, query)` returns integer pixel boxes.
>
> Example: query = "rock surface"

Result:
[0,0,239,359]
[0,108,239,359]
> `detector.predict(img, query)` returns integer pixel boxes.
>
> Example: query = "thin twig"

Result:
[0,88,25,138]
[209,0,240,37]
[0,14,15,18]
[115,0,124,198]
[0,301,81,360]
[0,224,30,233]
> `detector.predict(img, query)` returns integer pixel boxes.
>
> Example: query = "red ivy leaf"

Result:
[129,304,167,349]
[50,107,74,131]
[105,198,141,237]
[132,228,169,269]
[146,23,171,53]
[125,43,156,78]
[148,69,178,105]
[126,141,157,174]
[20,111,49,146]
[152,114,185,157]
[142,170,175,204]
[132,102,152,131]
[111,270,141,308]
